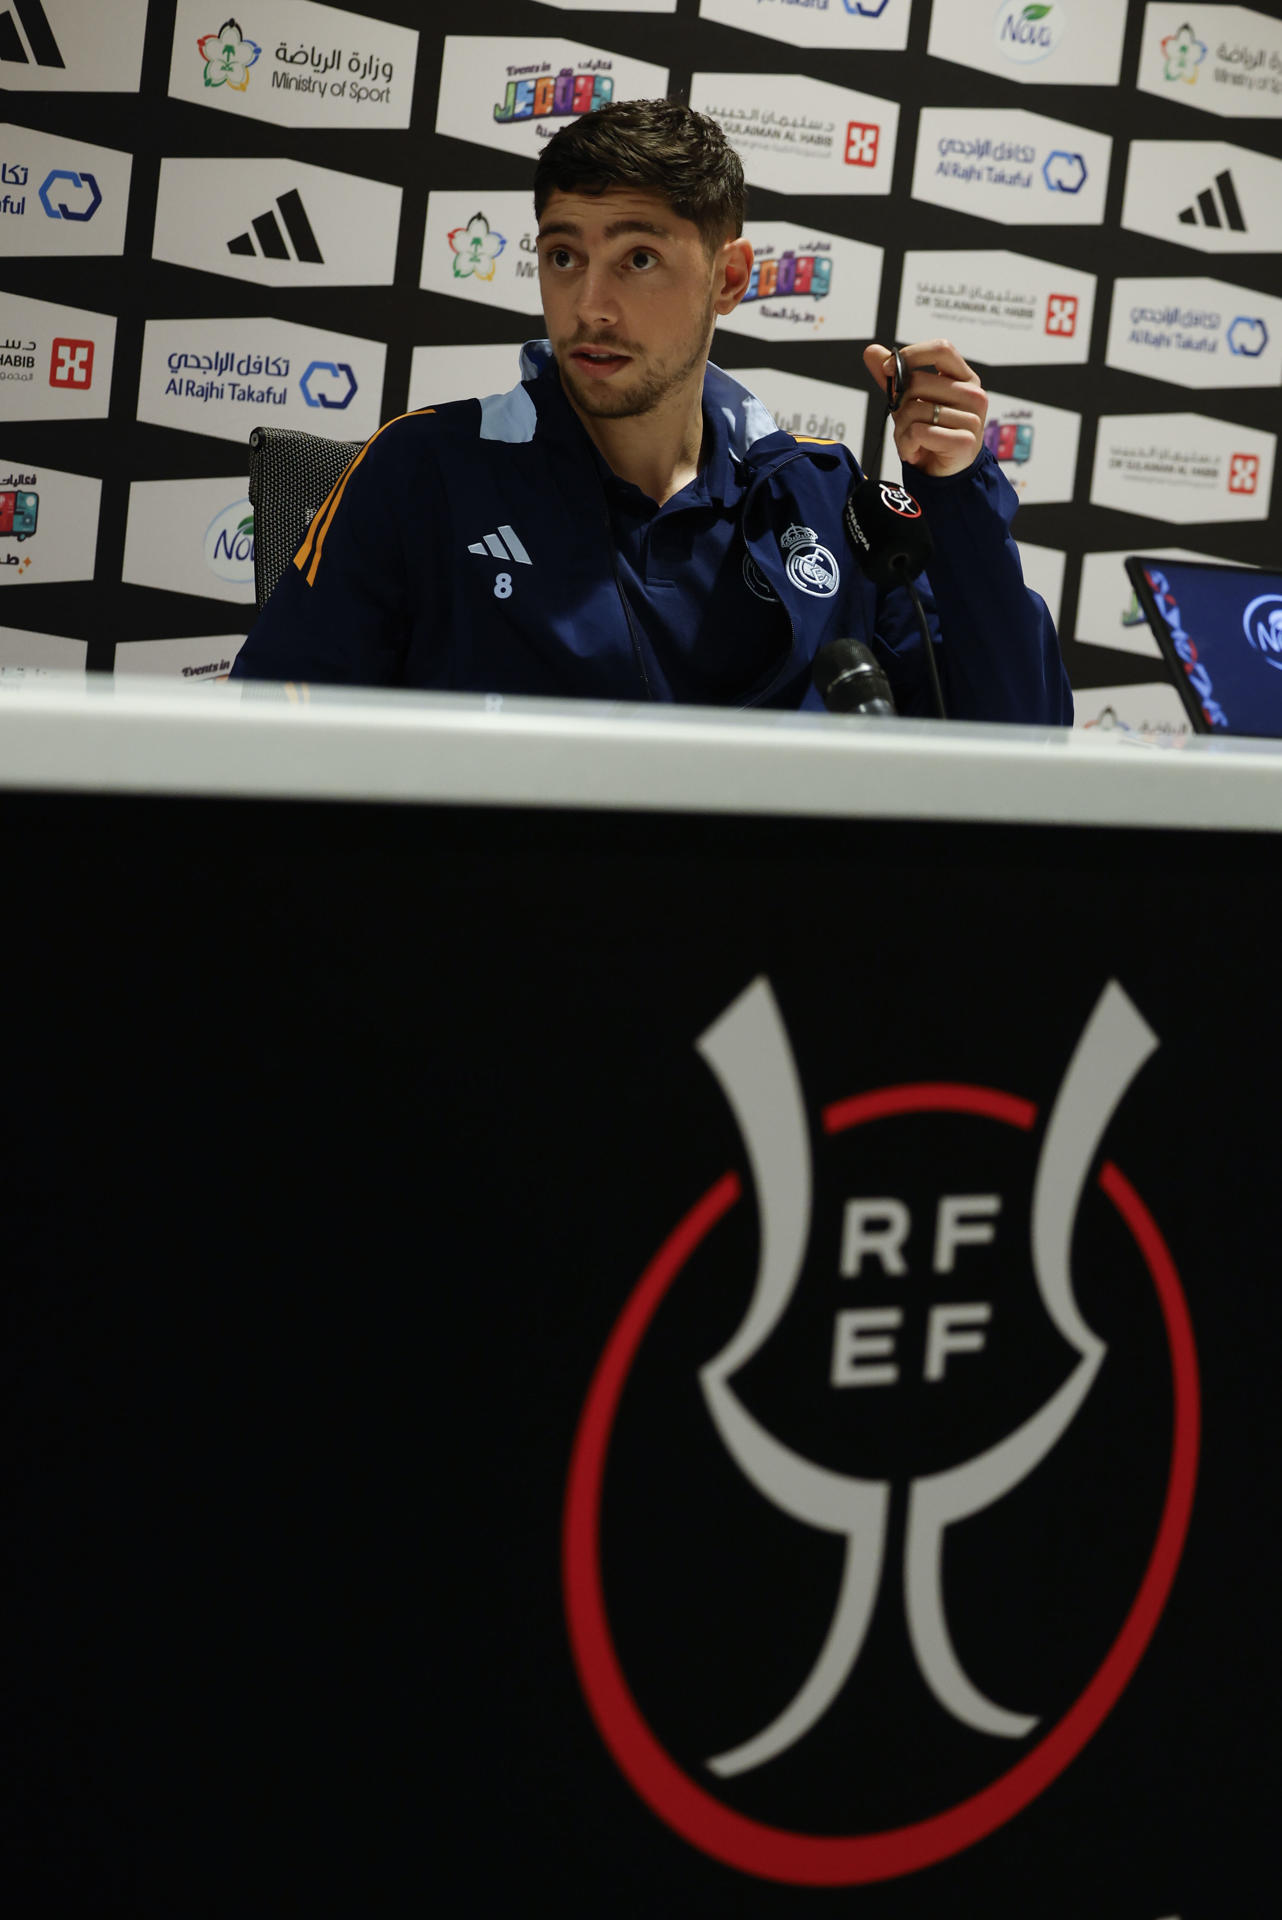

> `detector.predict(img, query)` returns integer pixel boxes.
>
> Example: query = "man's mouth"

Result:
[570,346,632,378]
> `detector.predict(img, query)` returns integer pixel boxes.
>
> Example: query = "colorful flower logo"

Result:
[447,212,507,282]
[1160,22,1207,85]
[197,18,262,92]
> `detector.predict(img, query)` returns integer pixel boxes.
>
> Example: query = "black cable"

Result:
[901,564,947,720]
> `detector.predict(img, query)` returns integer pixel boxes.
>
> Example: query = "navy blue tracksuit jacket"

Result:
[232,340,1072,724]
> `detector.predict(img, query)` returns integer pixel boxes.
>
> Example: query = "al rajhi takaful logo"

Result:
[564,977,1199,1884]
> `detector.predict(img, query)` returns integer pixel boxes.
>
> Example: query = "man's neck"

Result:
[567,376,707,507]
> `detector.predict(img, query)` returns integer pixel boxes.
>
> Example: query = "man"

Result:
[232,100,1071,723]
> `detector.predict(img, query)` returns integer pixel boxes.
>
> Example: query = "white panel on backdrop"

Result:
[0,625,87,671]
[898,252,1095,367]
[535,0,676,11]
[436,38,669,165]
[420,193,545,318]
[122,479,258,605]
[0,289,115,421]
[1076,547,1254,658]
[728,368,868,449]
[1014,542,1066,630]
[927,0,1126,86]
[690,74,898,197]
[408,344,529,413]
[154,158,401,290]
[718,224,882,344]
[1137,5,1282,118]
[1073,680,1193,742]
[1090,414,1276,525]
[168,1,418,130]
[1121,141,1282,254]
[698,1,910,53]
[137,317,386,446]
[914,108,1110,226]
[0,0,146,92]
[114,635,245,682]
[0,124,131,258]
[875,388,1080,506]
[1106,277,1282,391]
[0,455,99,587]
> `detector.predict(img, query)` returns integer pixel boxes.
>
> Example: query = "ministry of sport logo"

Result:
[564,976,1199,1883]
[196,17,260,90]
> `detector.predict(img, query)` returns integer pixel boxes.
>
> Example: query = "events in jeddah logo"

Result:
[196,17,261,90]
[563,977,1199,1884]
[1161,20,1207,84]
[995,2,1066,65]
[448,212,506,282]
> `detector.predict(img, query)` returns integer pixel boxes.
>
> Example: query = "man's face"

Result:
[536,187,750,420]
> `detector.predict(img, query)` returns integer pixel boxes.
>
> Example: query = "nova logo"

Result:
[227,189,323,263]
[996,3,1065,65]
[743,250,832,303]
[203,498,254,586]
[494,69,612,125]
[1161,21,1206,85]
[1242,592,1282,671]
[0,0,63,68]
[196,16,260,92]
[1228,452,1259,494]
[448,212,505,282]
[1042,151,1086,194]
[844,122,880,167]
[299,360,357,410]
[49,336,93,387]
[1045,292,1078,335]
[564,977,1198,1884]
[38,169,101,222]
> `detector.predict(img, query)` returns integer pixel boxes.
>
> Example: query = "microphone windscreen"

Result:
[812,637,897,715]
[843,477,934,586]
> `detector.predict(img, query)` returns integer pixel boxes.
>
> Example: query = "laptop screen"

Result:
[1125,557,1282,739]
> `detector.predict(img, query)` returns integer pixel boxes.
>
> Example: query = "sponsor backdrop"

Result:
[3,0,1282,703]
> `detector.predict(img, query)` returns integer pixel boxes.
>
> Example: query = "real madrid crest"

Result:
[781,523,841,598]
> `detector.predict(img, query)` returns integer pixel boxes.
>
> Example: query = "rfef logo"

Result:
[878,482,921,518]
[49,337,93,387]
[38,169,101,221]
[299,360,357,410]
[1045,292,1077,334]
[1228,453,1260,494]
[845,122,880,166]
[197,17,260,91]
[563,976,1199,1884]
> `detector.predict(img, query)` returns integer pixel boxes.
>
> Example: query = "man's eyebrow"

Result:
[536,218,674,241]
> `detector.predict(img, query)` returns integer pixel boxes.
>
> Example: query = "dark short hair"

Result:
[533,99,746,251]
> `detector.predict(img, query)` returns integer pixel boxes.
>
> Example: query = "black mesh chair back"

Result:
[248,423,367,612]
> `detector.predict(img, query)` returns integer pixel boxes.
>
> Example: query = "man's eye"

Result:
[630,249,658,271]
[547,247,573,269]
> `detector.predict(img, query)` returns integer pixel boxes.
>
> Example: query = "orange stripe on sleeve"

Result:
[294,408,437,588]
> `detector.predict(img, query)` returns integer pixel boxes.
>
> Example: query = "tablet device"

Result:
[1125,555,1282,739]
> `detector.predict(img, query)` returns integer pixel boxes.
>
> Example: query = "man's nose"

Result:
[575,265,620,331]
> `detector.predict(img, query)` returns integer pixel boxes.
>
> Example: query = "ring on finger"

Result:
[931,401,941,427]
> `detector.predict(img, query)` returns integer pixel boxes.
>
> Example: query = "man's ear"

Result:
[713,237,754,316]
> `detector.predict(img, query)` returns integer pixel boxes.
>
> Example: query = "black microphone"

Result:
[842,476,946,719]
[812,638,897,716]
[842,477,933,585]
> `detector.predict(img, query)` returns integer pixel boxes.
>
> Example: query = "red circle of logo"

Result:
[879,483,922,518]
[562,1083,1200,1886]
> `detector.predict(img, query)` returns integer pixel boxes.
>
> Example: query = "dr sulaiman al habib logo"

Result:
[564,977,1199,1884]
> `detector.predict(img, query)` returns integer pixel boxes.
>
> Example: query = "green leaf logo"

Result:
[1022,3,1053,17]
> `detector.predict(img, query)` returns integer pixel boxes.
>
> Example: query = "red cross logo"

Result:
[49,338,94,388]
[1045,295,1078,337]
[1228,453,1259,495]
[845,122,880,167]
